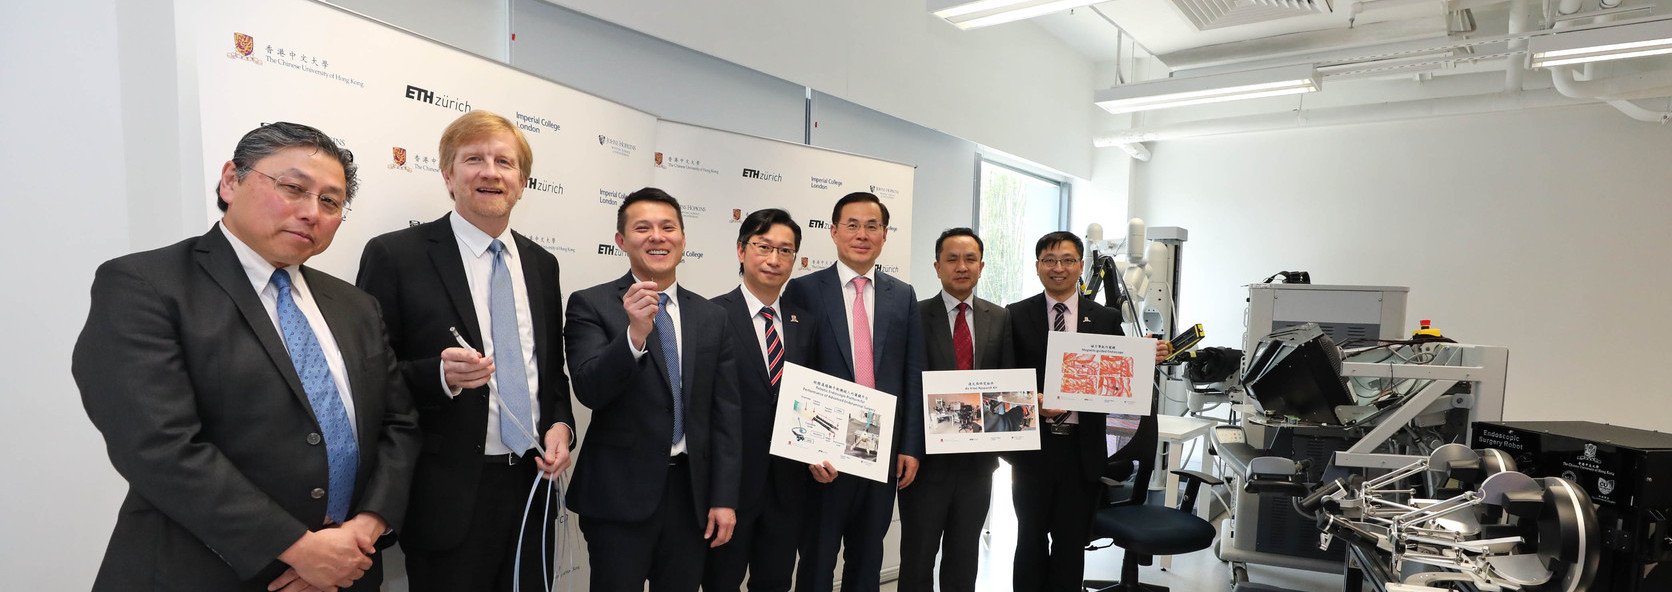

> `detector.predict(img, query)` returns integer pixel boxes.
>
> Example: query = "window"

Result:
[976,159,1067,306]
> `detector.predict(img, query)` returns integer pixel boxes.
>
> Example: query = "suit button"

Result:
[306,433,322,445]
[311,488,326,499]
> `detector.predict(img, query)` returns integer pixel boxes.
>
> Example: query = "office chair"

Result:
[1083,413,1222,592]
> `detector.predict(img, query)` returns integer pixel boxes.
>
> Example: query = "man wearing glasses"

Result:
[704,208,829,592]
[1005,231,1167,592]
[356,111,576,591]
[74,121,420,591]
[787,192,926,592]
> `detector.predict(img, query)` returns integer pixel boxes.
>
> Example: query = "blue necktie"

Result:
[656,292,684,445]
[489,240,536,455]
[271,269,358,523]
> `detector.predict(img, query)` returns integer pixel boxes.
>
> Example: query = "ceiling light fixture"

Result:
[1094,65,1321,115]
[1527,16,1672,69]
[930,0,1105,30]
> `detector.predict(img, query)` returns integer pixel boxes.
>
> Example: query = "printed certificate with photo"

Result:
[921,368,1041,454]
[1042,332,1156,415]
[768,363,897,483]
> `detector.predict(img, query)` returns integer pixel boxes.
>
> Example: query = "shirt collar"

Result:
[740,284,781,318]
[836,261,876,288]
[1047,292,1078,320]
[449,211,515,260]
[940,290,972,313]
[219,221,289,293]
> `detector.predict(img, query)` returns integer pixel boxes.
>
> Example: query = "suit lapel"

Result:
[195,226,312,412]
[870,274,894,369]
[922,296,953,370]
[513,232,548,372]
[677,287,698,398]
[974,299,1004,370]
[781,298,811,368]
[817,268,855,377]
[722,290,771,388]
[424,217,484,348]
[617,273,673,407]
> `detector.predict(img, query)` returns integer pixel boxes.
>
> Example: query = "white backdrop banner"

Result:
[651,120,916,296]
[179,0,914,588]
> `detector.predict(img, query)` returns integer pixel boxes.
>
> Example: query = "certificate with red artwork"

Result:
[1042,332,1156,415]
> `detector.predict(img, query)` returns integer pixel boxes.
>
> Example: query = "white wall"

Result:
[544,0,1099,180]
[1,1,134,590]
[1130,103,1672,432]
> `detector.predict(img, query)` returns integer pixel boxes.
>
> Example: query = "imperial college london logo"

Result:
[234,33,255,57]
[392,147,408,167]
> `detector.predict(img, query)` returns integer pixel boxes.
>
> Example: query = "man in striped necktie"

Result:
[704,209,828,592]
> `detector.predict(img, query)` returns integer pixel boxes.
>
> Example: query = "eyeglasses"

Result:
[745,241,797,259]
[248,169,346,216]
[1038,257,1080,268]
[840,221,885,235]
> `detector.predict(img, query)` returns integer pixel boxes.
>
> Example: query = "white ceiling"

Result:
[1025,0,1453,69]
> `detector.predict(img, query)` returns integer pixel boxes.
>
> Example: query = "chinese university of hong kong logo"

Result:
[800,257,810,269]
[392,147,407,166]
[732,209,742,221]
[234,33,254,56]
[655,152,664,166]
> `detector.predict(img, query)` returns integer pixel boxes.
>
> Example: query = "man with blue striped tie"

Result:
[75,121,420,591]
[357,111,577,591]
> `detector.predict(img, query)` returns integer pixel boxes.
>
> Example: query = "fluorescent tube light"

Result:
[1095,65,1321,115]
[1528,16,1672,69]
[930,0,1104,30]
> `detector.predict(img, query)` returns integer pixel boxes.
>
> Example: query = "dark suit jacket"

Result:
[564,272,742,525]
[917,293,1016,479]
[73,225,420,590]
[1006,293,1130,482]
[784,264,926,461]
[355,214,576,549]
[711,287,818,516]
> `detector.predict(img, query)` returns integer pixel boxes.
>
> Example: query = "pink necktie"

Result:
[851,276,874,388]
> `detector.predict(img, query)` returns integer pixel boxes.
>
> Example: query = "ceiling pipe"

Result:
[1093,88,1591,148]
[1505,0,1530,92]
[1605,99,1672,121]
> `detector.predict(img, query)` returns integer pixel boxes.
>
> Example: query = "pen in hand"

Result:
[446,326,547,456]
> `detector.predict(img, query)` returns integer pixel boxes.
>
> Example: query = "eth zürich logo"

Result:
[741,168,783,182]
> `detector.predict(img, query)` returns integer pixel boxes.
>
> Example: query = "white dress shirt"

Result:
[741,285,786,372]
[446,212,544,456]
[940,291,977,362]
[626,276,686,456]
[220,223,357,438]
[835,263,877,354]
[1046,293,1080,425]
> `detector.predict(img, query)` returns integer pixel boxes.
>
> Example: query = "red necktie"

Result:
[953,302,974,371]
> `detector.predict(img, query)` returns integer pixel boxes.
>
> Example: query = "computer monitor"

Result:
[1243,322,1354,425]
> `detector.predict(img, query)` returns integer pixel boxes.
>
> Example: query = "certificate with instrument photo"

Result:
[768,363,897,483]
[922,368,1041,454]
[1042,332,1156,415]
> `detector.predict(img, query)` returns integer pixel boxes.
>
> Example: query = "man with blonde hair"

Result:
[358,110,576,591]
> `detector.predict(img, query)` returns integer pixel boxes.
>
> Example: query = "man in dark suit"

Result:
[73,122,420,592]
[565,188,742,591]
[355,111,575,591]
[898,227,1015,592]
[1006,231,1166,592]
[788,192,926,592]
[704,208,830,592]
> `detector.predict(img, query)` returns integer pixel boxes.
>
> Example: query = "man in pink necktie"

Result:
[783,192,927,592]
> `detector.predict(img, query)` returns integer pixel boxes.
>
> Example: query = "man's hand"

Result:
[536,423,573,477]
[1154,339,1172,364]
[705,507,737,548]
[341,512,385,555]
[275,528,372,590]
[808,460,838,484]
[896,454,920,489]
[441,347,494,389]
[623,281,661,350]
[266,568,333,592]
